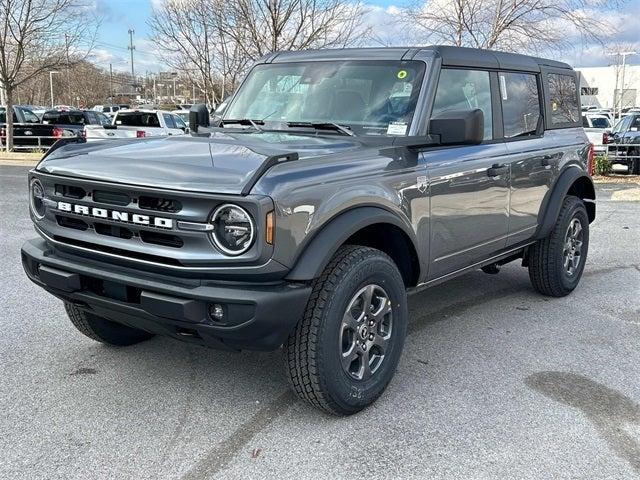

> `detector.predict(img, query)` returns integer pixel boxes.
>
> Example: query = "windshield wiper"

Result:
[221,118,264,131]
[286,121,355,137]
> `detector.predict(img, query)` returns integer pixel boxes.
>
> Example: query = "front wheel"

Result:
[64,302,154,346]
[284,246,408,415]
[528,195,589,297]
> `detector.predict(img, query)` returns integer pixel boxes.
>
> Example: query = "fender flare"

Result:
[535,167,595,240]
[285,206,418,282]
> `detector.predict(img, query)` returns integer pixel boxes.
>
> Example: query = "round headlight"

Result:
[210,204,255,256]
[30,179,46,219]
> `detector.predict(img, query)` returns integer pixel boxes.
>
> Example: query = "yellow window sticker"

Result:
[397,70,407,80]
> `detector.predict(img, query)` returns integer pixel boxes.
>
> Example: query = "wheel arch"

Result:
[285,206,421,287]
[535,166,596,240]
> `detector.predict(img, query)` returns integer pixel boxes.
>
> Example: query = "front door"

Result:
[425,68,510,279]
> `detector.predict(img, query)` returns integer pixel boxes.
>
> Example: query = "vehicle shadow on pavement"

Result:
[526,372,640,475]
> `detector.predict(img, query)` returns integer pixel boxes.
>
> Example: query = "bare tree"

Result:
[400,0,614,54]
[149,0,370,104]
[148,0,222,105]
[219,0,370,60]
[0,0,97,150]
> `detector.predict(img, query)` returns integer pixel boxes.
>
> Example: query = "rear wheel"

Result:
[64,302,154,346]
[528,195,589,297]
[284,245,408,415]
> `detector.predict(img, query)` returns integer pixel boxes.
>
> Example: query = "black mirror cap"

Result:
[429,109,484,145]
[188,104,210,133]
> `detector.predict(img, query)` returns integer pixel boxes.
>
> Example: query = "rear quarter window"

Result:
[547,73,580,126]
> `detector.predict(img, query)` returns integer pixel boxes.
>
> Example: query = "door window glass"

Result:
[548,73,579,125]
[163,113,176,129]
[499,72,541,138]
[432,69,493,140]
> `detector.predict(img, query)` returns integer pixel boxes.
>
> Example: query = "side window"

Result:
[85,111,97,124]
[97,112,111,125]
[163,113,176,129]
[432,69,493,140]
[547,73,580,125]
[22,109,40,123]
[612,116,631,134]
[173,115,186,130]
[499,72,541,138]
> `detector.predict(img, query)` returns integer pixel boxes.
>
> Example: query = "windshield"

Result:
[224,60,427,136]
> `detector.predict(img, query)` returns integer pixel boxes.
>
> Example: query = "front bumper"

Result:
[21,238,311,351]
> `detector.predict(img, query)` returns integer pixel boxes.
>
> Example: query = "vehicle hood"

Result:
[36,131,364,194]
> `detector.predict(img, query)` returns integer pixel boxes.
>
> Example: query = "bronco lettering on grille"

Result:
[57,201,173,229]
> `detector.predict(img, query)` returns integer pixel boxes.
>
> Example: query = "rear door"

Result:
[497,71,552,245]
[503,69,582,245]
[425,68,510,279]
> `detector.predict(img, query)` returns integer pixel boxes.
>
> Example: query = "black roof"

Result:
[265,45,573,72]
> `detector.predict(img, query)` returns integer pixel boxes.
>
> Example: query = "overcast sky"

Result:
[87,0,640,74]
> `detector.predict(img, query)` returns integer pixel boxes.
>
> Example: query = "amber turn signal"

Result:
[266,211,275,245]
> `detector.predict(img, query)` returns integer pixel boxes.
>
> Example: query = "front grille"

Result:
[93,190,130,206]
[56,215,88,231]
[35,175,267,270]
[139,195,182,213]
[53,235,184,266]
[94,222,134,239]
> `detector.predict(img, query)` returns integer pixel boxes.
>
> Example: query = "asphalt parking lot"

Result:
[1,165,639,479]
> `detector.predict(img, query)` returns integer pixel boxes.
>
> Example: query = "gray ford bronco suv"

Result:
[22,46,596,415]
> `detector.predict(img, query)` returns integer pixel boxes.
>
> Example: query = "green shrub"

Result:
[594,155,611,176]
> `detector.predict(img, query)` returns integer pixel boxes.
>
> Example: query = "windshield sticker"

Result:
[397,70,407,79]
[387,122,407,136]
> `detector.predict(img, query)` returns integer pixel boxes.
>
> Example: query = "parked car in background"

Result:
[582,114,611,153]
[84,109,188,140]
[42,109,112,138]
[92,105,121,118]
[0,106,81,149]
[605,113,640,174]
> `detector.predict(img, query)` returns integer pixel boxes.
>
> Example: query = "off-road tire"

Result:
[64,302,154,346]
[284,245,408,415]
[528,195,589,297]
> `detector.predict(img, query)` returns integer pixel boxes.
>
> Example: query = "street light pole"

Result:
[619,51,637,117]
[608,51,637,119]
[49,71,59,107]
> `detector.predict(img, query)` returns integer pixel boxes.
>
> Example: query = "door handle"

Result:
[487,163,508,177]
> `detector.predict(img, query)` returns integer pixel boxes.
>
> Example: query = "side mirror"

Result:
[429,109,484,145]
[188,104,210,133]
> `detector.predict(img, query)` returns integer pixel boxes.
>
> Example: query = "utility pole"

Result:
[109,63,114,103]
[65,33,71,106]
[128,29,136,89]
[618,51,637,117]
[608,50,637,119]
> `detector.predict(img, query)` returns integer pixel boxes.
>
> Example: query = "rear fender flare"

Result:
[535,167,595,239]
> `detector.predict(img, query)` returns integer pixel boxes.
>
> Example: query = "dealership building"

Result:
[577,65,640,110]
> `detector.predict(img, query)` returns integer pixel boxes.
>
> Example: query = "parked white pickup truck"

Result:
[582,114,611,153]
[85,109,188,141]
